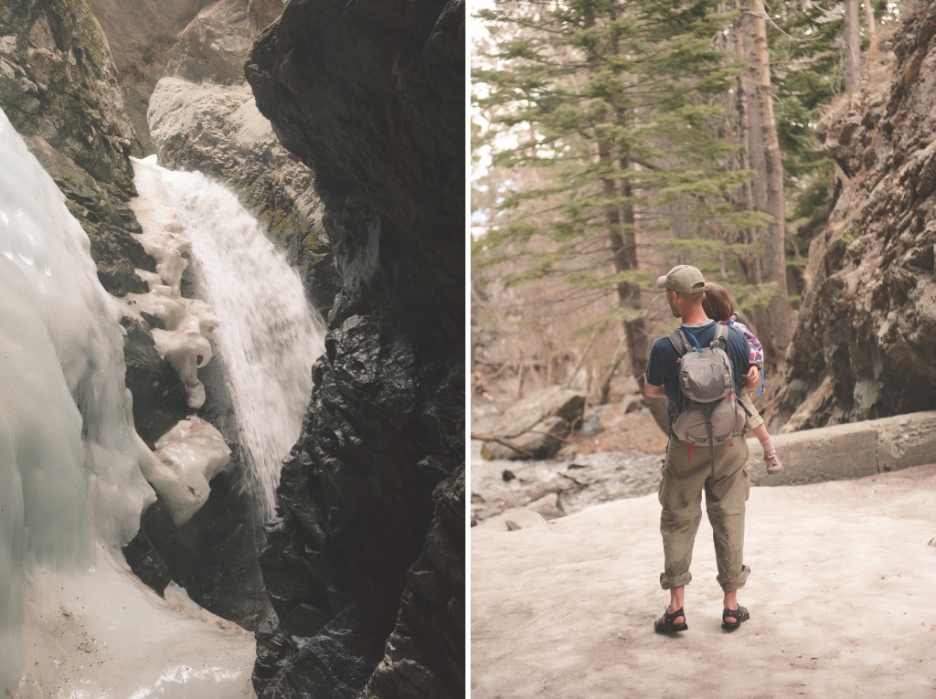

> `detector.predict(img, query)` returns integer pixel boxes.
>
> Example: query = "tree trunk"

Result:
[597,138,648,389]
[732,0,760,286]
[749,0,791,360]
[862,0,876,39]
[845,0,861,93]
[863,0,878,59]
[617,157,649,384]
[597,333,627,405]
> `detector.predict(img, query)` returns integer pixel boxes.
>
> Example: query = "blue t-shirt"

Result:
[645,321,751,404]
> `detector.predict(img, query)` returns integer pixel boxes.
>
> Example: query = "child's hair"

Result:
[702,282,735,323]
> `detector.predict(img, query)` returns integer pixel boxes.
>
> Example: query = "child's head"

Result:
[702,282,735,322]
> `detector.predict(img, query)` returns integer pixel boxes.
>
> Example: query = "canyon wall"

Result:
[245,0,466,696]
[774,2,936,431]
[0,0,271,630]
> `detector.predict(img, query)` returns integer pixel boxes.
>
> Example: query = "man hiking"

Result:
[644,265,760,633]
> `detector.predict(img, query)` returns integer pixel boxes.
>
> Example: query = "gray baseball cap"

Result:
[656,265,706,294]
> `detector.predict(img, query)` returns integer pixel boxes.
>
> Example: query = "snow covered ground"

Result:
[17,549,255,698]
[472,464,936,698]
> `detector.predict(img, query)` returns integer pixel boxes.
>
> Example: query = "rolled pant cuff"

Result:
[660,571,692,590]
[718,564,751,592]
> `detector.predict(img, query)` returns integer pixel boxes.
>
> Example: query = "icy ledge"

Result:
[122,155,220,410]
[137,416,232,527]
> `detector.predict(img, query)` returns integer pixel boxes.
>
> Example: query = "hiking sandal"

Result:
[764,449,783,474]
[721,606,750,630]
[654,607,688,633]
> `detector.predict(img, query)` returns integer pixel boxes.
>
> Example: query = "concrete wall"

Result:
[746,411,936,485]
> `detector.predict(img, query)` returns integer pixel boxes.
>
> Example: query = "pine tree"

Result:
[474,0,760,390]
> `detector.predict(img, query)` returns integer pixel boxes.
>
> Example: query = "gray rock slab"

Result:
[746,410,936,485]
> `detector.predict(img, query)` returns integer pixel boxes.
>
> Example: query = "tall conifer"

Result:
[475,0,759,387]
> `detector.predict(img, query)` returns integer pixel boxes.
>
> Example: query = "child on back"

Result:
[702,283,783,474]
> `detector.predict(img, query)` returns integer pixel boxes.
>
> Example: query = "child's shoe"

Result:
[764,449,783,474]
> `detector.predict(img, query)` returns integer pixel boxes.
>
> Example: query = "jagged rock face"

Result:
[0,0,150,297]
[245,0,465,696]
[775,2,936,431]
[86,0,283,153]
[147,77,341,315]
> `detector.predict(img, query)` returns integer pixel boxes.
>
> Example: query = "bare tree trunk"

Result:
[597,139,648,390]
[596,7,650,391]
[617,159,649,383]
[862,0,876,39]
[598,334,628,405]
[749,0,791,359]
[863,0,878,59]
[732,0,760,286]
[844,0,860,93]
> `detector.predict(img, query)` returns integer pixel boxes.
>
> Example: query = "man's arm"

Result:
[644,383,667,398]
[644,337,669,399]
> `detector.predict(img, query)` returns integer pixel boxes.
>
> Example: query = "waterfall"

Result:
[0,108,254,697]
[131,158,326,516]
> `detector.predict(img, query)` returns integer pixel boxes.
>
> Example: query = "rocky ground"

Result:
[472,400,669,526]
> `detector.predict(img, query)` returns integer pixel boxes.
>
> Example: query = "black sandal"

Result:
[654,607,688,633]
[721,606,750,630]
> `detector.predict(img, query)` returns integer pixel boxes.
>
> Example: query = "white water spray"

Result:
[133,159,326,516]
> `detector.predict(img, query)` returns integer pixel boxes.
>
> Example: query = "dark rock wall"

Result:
[245,0,465,696]
[775,2,936,430]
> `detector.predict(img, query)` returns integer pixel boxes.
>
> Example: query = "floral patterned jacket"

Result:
[726,314,765,393]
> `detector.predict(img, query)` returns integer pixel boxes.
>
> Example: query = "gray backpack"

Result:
[667,323,746,447]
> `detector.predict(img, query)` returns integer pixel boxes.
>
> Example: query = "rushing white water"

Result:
[133,159,326,516]
[0,107,254,697]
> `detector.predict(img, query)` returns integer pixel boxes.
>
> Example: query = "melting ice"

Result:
[0,108,254,696]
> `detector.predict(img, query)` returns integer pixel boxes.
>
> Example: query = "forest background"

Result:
[471,0,900,435]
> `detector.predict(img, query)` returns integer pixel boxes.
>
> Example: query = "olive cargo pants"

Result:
[658,437,751,592]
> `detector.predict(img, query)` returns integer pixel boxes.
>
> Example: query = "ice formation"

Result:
[0,107,253,696]
[150,162,327,515]
[148,417,232,527]
[123,156,221,410]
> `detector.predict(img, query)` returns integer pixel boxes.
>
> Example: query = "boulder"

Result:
[480,386,586,460]
[86,0,281,153]
[475,508,549,532]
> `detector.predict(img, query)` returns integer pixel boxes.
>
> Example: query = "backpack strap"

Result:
[669,327,703,356]
[668,329,691,357]
[711,321,729,351]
